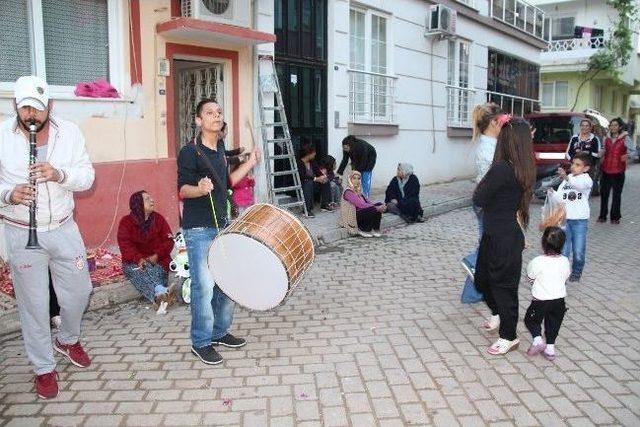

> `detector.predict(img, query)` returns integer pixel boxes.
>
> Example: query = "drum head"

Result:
[209,233,288,311]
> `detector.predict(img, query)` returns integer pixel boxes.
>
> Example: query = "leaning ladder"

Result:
[257,55,308,215]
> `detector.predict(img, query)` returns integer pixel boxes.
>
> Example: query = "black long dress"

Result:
[473,161,524,341]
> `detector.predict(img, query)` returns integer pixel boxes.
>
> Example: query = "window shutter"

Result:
[42,0,109,86]
[0,0,32,82]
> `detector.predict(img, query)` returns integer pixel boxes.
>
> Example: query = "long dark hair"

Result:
[494,117,536,228]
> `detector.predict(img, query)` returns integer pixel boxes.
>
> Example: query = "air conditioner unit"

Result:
[182,0,251,28]
[427,4,457,36]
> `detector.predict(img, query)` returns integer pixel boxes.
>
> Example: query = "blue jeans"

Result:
[361,171,372,198]
[462,205,484,268]
[183,227,235,348]
[562,219,588,277]
[123,263,168,303]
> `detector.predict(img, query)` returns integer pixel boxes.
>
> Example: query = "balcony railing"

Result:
[486,90,540,117]
[446,87,540,128]
[546,36,605,52]
[490,0,545,40]
[348,69,397,124]
[447,86,476,128]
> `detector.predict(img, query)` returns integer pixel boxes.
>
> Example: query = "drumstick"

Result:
[208,192,228,258]
[245,119,266,204]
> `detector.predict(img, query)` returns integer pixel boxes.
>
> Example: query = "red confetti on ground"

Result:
[0,248,124,298]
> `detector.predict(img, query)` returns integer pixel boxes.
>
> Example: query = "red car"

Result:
[526,111,607,197]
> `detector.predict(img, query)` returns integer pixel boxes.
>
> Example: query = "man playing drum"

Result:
[177,99,260,365]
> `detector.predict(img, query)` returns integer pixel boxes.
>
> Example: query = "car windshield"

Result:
[530,116,582,145]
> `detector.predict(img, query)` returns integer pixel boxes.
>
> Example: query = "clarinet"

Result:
[26,121,41,249]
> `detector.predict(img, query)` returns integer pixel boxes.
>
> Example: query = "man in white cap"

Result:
[0,76,95,399]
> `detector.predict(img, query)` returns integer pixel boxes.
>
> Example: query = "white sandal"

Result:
[488,338,519,355]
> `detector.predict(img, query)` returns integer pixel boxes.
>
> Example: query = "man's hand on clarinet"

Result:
[198,177,214,196]
[30,162,61,183]
[9,184,36,206]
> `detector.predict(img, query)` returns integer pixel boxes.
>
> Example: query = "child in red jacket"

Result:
[117,191,177,309]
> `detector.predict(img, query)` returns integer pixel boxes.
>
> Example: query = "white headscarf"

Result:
[397,163,414,197]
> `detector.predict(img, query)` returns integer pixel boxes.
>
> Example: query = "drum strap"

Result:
[193,134,235,226]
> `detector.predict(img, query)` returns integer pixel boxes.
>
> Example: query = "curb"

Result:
[316,196,473,246]
[0,196,472,338]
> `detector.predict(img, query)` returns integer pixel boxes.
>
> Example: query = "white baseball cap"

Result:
[14,76,50,111]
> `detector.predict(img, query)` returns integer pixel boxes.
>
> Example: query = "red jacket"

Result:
[117,213,174,271]
[601,132,629,174]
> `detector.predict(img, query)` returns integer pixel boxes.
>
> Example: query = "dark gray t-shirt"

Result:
[177,140,229,229]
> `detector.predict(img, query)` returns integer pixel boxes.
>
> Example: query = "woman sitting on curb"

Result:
[385,163,424,223]
[341,171,386,238]
[117,191,177,310]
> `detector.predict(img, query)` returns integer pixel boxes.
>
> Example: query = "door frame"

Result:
[165,43,240,158]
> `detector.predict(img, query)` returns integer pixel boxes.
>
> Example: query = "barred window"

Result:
[0,0,116,89]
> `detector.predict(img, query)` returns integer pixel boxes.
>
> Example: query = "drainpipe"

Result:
[251,0,269,203]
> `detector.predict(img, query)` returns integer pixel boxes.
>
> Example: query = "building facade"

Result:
[532,0,640,119]
[0,0,276,247]
[324,0,546,188]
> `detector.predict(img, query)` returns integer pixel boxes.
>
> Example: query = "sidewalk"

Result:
[0,178,474,337]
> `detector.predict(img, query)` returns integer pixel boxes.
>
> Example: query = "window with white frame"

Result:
[594,85,603,111]
[543,16,575,41]
[348,7,395,124]
[541,81,568,107]
[446,39,472,127]
[0,0,123,94]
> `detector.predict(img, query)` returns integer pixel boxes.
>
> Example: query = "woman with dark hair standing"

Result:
[473,117,536,355]
[598,117,633,224]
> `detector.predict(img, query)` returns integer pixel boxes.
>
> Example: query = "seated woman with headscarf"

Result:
[117,191,177,309]
[341,171,386,238]
[385,163,424,223]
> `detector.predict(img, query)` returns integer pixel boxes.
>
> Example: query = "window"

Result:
[348,7,395,123]
[594,85,603,111]
[487,50,540,115]
[492,0,545,39]
[544,16,575,41]
[447,40,473,126]
[0,0,123,93]
[541,81,568,107]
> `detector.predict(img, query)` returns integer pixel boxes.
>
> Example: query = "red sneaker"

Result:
[54,339,91,368]
[35,371,59,399]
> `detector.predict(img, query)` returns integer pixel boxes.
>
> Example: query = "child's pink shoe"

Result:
[526,341,546,356]
[543,350,556,361]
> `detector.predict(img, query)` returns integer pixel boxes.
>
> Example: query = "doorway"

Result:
[173,59,225,150]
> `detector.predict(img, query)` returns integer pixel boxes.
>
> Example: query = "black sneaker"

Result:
[212,333,247,348]
[568,274,581,283]
[191,345,223,365]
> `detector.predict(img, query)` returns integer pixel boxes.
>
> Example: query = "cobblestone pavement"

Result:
[1,165,639,426]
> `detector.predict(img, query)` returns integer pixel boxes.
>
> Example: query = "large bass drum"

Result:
[208,203,315,310]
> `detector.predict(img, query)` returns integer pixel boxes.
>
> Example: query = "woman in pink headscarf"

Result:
[117,191,177,308]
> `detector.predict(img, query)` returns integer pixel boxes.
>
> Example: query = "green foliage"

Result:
[588,0,638,76]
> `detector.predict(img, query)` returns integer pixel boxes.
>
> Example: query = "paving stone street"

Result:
[1,165,639,426]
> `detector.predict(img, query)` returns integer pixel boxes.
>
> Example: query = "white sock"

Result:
[546,344,555,354]
[533,336,543,346]
[490,314,500,323]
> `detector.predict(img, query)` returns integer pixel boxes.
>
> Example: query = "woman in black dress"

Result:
[473,117,536,355]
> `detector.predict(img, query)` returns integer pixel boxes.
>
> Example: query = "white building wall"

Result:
[327,0,544,188]
[533,0,640,86]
